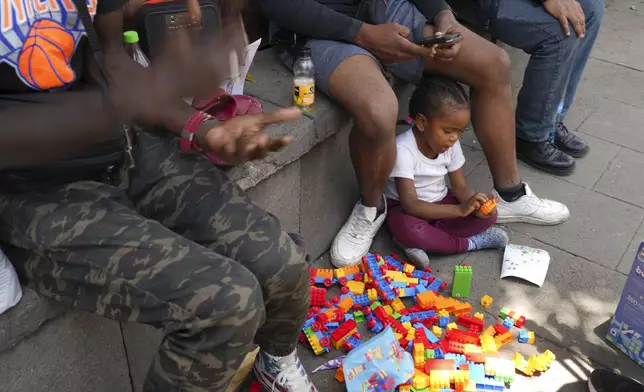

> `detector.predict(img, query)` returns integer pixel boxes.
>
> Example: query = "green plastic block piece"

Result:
[499,307,510,319]
[392,311,401,319]
[353,311,365,323]
[370,301,383,310]
[424,349,434,359]
[451,265,472,298]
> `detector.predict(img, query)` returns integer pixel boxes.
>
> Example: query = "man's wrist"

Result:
[195,119,222,150]
[353,23,374,48]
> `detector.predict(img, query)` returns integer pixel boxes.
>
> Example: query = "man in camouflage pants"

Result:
[0,0,318,390]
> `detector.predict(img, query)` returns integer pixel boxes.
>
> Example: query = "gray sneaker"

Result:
[393,237,430,269]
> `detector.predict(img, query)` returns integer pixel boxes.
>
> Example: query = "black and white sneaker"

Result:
[588,369,644,392]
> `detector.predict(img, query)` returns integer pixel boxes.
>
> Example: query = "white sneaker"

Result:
[253,350,318,392]
[330,199,386,267]
[493,183,570,225]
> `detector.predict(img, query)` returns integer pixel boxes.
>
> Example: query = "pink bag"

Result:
[192,88,263,167]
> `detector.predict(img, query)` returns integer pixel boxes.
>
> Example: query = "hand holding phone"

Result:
[414,32,462,47]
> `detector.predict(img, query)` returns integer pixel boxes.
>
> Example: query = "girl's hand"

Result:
[460,193,488,217]
[474,194,498,219]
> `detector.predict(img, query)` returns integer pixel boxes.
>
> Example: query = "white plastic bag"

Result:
[0,248,22,315]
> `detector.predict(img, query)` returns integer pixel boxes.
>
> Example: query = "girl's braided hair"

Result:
[408,75,469,119]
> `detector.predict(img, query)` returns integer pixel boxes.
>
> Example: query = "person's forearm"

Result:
[0,91,121,170]
[256,0,362,42]
[403,199,464,220]
[451,184,474,205]
[410,0,450,23]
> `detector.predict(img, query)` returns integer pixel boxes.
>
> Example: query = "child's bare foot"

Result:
[393,237,430,269]
[467,227,509,250]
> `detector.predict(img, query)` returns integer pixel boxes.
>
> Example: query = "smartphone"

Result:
[415,32,462,47]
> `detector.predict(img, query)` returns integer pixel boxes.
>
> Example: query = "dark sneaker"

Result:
[516,138,576,176]
[588,369,644,392]
[555,122,589,158]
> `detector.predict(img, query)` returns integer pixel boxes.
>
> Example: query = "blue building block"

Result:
[413,323,439,344]
[518,331,531,344]
[468,363,486,382]
[415,284,427,294]
[445,353,466,366]
[503,316,514,330]
[439,316,450,328]
[427,279,442,291]
[354,294,371,307]
[326,321,339,332]
[384,255,404,271]
[476,377,505,391]
[390,281,407,289]
[434,348,445,359]
[343,336,362,351]
[375,278,396,301]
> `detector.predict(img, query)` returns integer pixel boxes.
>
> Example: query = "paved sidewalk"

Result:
[301,1,644,390]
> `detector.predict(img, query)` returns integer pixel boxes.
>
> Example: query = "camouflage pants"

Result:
[0,132,310,392]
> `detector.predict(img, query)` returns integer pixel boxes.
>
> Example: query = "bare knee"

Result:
[351,89,399,143]
[477,46,511,90]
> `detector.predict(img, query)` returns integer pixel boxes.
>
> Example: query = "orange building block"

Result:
[337,296,354,313]
[335,365,345,382]
[452,302,472,316]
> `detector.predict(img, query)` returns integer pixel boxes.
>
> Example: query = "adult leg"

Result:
[0,178,265,392]
[555,0,604,155]
[125,132,315,391]
[490,0,591,173]
[276,39,398,267]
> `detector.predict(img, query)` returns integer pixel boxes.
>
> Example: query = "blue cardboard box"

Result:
[606,242,644,369]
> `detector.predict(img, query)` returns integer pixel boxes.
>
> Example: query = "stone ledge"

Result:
[228,49,352,191]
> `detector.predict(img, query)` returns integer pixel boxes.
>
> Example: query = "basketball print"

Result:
[17,19,76,90]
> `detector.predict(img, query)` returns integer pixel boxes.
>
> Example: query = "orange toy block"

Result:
[403,263,415,274]
[452,302,472,316]
[416,291,438,309]
[335,365,345,382]
[314,268,334,280]
[494,331,513,349]
[451,369,470,391]
[337,296,354,313]
[482,326,496,337]
[479,198,496,215]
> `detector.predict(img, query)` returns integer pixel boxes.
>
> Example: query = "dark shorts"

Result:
[276,0,428,95]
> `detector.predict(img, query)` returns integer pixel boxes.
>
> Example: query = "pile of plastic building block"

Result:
[301,253,556,391]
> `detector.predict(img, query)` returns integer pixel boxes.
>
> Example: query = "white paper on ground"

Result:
[0,248,22,315]
[501,244,551,287]
[220,38,262,95]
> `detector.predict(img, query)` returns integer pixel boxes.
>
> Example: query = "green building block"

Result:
[370,301,383,310]
[424,349,434,359]
[353,311,365,323]
[499,307,510,319]
[451,265,472,298]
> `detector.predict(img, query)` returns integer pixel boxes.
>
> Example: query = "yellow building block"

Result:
[429,370,451,389]
[473,312,484,320]
[346,280,365,295]
[438,309,450,318]
[391,297,406,313]
[383,305,394,315]
[431,325,443,338]
[413,342,425,367]
[398,385,411,392]
[403,263,415,274]
[446,322,458,331]
[367,288,378,302]
[464,344,482,354]
[482,325,496,337]
[412,369,430,390]
[481,334,498,354]
[480,295,494,308]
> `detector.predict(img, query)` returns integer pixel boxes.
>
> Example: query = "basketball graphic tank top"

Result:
[0,0,98,91]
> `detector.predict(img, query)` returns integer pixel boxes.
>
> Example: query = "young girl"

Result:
[385,76,509,268]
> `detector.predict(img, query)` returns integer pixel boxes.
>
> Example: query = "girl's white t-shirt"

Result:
[384,128,465,203]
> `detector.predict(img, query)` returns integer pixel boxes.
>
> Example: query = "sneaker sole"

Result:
[588,379,598,392]
[517,152,576,176]
[330,249,366,268]
[496,214,568,226]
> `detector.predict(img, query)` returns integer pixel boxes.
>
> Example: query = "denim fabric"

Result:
[485,0,604,142]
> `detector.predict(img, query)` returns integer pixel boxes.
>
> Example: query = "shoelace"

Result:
[270,358,309,392]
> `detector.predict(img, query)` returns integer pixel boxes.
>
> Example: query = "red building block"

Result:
[493,323,509,335]
[457,314,485,332]
[445,329,480,345]
[310,287,327,307]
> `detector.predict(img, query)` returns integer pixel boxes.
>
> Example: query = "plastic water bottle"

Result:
[293,47,315,112]
[124,31,150,68]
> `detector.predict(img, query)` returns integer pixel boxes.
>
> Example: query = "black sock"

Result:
[496,183,526,202]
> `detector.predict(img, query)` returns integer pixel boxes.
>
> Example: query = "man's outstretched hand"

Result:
[197,107,302,164]
[544,0,586,37]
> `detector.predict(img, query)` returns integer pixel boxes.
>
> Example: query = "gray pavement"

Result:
[300,2,644,390]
